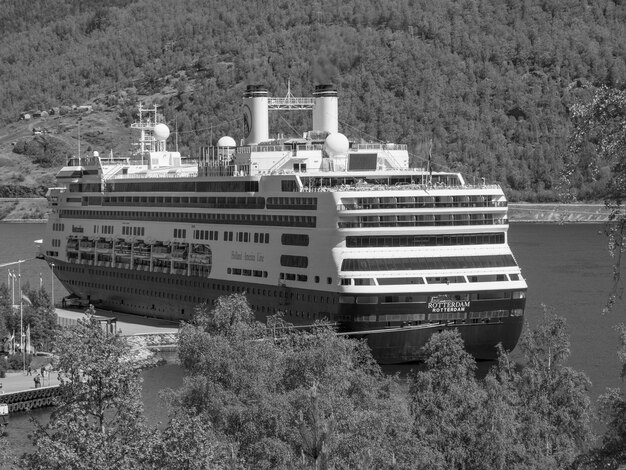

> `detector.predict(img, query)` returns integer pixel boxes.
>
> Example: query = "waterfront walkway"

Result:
[1,371,59,394]
[55,306,180,335]
[1,307,180,395]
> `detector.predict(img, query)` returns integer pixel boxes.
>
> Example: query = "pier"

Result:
[0,306,178,416]
[0,372,60,413]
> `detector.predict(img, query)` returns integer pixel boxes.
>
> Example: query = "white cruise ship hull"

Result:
[40,86,527,363]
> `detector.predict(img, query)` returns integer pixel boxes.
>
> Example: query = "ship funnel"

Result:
[312,84,338,134]
[242,85,269,145]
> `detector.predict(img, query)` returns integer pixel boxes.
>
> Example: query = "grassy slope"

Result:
[0,104,131,191]
[0,102,130,221]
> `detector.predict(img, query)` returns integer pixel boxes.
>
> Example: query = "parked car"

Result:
[61,295,89,308]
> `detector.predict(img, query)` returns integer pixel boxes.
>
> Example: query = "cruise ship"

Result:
[39,84,527,363]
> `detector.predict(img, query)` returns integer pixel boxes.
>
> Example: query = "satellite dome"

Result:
[324,132,349,157]
[217,136,236,147]
[153,123,170,141]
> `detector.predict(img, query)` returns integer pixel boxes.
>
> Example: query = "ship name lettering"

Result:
[231,251,242,260]
[428,300,470,313]
[257,253,264,262]
[245,253,256,261]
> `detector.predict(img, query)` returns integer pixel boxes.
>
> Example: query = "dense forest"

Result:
[1,0,625,201]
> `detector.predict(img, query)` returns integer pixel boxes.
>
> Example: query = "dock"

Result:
[0,306,180,413]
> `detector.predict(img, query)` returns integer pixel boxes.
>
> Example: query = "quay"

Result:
[0,306,180,414]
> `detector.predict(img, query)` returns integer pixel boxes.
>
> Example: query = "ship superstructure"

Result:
[40,85,527,363]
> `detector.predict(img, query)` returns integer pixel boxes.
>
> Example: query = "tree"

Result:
[0,434,19,470]
[0,283,12,341]
[169,293,418,469]
[408,330,522,469]
[144,410,243,470]
[23,309,155,470]
[573,323,626,468]
[409,316,593,470]
[492,307,593,469]
[569,86,626,312]
[21,285,59,351]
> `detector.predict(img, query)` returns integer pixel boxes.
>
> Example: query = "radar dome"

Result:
[324,132,349,157]
[153,123,170,141]
[217,136,236,147]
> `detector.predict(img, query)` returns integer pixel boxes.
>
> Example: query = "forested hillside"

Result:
[1,0,624,201]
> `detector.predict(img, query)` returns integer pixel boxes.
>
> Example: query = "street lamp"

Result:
[7,270,14,308]
[51,263,55,309]
[18,260,24,373]
[0,259,31,369]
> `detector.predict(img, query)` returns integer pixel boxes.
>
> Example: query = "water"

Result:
[1,221,625,454]
[0,222,68,304]
[509,224,624,392]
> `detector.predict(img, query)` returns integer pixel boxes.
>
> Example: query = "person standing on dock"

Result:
[34,373,41,388]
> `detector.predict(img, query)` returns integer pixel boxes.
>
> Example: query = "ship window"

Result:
[345,233,504,248]
[280,255,308,268]
[426,276,466,284]
[281,180,298,192]
[341,255,517,271]
[281,234,309,246]
[377,277,424,285]
[468,274,508,282]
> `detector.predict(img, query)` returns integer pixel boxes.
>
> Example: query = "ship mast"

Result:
[131,104,161,164]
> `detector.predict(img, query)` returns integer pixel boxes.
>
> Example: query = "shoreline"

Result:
[507,203,609,223]
[0,202,612,224]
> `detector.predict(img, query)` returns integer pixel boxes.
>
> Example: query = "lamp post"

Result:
[8,270,14,308]
[51,263,55,309]
[18,260,24,373]
[0,259,33,369]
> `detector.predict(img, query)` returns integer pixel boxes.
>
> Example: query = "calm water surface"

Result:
[1,221,625,453]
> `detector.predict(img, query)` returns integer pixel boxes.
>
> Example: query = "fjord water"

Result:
[1,221,625,452]
[508,223,624,383]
